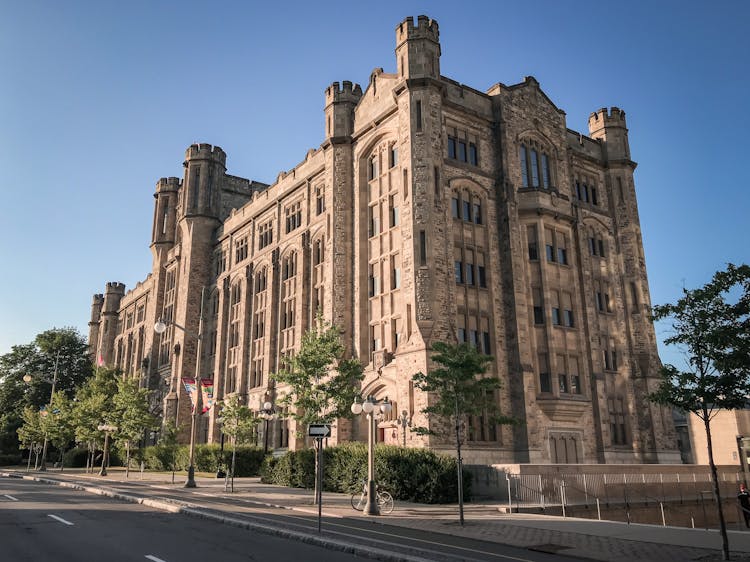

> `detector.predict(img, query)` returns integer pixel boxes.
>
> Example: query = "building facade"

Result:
[89,15,679,465]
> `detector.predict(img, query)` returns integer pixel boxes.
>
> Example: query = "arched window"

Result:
[519,141,553,189]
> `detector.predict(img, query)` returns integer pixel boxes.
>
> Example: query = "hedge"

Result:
[262,443,472,504]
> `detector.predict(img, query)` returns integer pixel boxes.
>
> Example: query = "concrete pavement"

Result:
[3,467,748,561]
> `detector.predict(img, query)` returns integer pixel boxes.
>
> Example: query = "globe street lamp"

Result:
[23,350,62,471]
[97,424,118,476]
[258,400,276,455]
[351,395,391,515]
[395,410,411,447]
[154,287,206,488]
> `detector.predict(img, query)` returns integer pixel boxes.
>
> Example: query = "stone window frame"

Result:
[284,200,303,234]
[518,137,556,190]
[446,126,479,167]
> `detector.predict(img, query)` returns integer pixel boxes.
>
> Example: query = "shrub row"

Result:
[261,443,471,504]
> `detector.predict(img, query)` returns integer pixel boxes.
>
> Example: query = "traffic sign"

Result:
[308,424,331,437]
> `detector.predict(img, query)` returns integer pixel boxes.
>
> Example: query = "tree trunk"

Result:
[454,391,465,527]
[704,409,730,561]
[231,438,237,493]
[125,442,131,479]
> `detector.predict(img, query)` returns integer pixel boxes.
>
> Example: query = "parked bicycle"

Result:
[351,482,394,514]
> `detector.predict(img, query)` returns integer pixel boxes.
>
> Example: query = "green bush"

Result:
[64,447,89,468]
[263,443,472,503]
[139,444,266,477]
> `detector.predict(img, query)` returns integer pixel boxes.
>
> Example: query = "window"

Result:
[419,231,426,266]
[519,143,553,189]
[472,202,482,225]
[454,261,463,283]
[575,179,599,206]
[562,292,574,327]
[368,263,380,297]
[603,340,618,371]
[589,236,606,258]
[282,253,297,281]
[478,264,487,288]
[369,205,380,237]
[552,308,561,326]
[533,288,544,325]
[258,221,273,249]
[452,192,484,225]
[527,226,539,260]
[451,197,459,218]
[465,250,475,286]
[415,101,422,132]
[215,250,227,276]
[545,228,569,266]
[392,256,401,290]
[608,397,627,445]
[369,154,379,180]
[389,195,400,227]
[235,236,248,263]
[285,202,302,233]
[558,373,569,394]
[462,200,471,222]
[315,185,325,215]
[447,129,479,166]
[389,145,398,168]
[539,353,551,393]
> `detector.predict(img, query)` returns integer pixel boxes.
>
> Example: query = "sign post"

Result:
[308,424,331,532]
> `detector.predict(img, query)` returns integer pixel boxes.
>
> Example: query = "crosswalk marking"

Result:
[48,514,74,525]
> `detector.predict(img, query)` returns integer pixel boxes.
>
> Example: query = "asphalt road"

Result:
[0,477,365,562]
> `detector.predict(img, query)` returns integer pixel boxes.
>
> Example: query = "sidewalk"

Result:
[4,467,749,562]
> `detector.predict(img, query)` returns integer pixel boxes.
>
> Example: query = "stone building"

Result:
[89,15,679,464]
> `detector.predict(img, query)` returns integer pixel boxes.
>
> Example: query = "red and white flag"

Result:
[182,377,198,413]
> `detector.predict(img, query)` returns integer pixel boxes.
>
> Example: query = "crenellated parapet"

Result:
[155,176,181,193]
[183,143,226,167]
[588,106,630,161]
[325,81,363,139]
[396,15,439,45]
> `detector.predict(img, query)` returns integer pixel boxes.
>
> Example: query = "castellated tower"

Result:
[395,15,440,80]
[325,81,362,140]
[96,282,125,365]
[87,294,104,362]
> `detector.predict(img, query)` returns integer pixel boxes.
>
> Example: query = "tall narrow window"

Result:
[390,145,398,168]
[469,143,478,166]
[539,353,551,393]
[527,225,538,260]
[530,149,540,187]
[415,100,422,132]
[419,231,426,266]
[434,166,440,199]
[541,154,551,188]
[520,145,529,187]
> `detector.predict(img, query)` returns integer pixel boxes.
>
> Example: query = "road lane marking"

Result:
[48,514,74,526]
[4,495,19,501]
[145,555,167,562]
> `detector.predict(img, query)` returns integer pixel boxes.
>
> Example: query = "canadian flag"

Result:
[96,354,104,367]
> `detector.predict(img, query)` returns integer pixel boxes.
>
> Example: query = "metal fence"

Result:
[470,466,747,529]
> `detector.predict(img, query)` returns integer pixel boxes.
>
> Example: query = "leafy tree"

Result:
[272,315,364,431]
[42,391,75,469]
[70,367,119,472]
[17,406,44,468]
[0,328,92,455]
[649,263,750,561]
[112,378,157,478]
[218,393,258,491]
[413,341,516,526]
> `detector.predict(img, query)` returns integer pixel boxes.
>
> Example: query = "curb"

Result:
[1,471,432,562]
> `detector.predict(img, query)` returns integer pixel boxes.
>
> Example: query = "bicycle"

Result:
[351,482,394,514]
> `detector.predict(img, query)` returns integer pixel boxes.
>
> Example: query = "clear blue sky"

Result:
[1,0,748,370]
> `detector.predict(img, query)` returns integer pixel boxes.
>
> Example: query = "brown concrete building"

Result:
[89,15,679,464]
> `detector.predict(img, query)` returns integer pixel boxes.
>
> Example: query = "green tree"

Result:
[0,328,92,455]
[272,316,363,430]
[413,341,516,526]
[218,393,258,491]
[112,378,157,478]
[17,406,44,468]
[70,367,119,472]
[649,263,750,561]
[40,391,75,469]
[157,423,180,484]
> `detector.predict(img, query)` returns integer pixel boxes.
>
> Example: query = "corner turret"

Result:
[588,107,630,161]
[395,15,441,80]
[152,177,180,247]
[180,143,226,219]
[88,293,104,361]
[325,80,363,139]
[97,282,126,365]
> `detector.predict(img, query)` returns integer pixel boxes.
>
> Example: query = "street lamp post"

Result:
[97,424,118,476]
[154,286,206,488]
[395,410,411,447]
[23,350,61,472]
[351,395,391,515]
[258,400,276,455]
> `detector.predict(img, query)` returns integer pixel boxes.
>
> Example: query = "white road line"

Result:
[145,555,167,562]
[3,494,19,501]
[47,514,74,526]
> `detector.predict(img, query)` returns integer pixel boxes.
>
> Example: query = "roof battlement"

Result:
[588,106,627,129]
[156,176,181,192]
[92,294,104,305]
[184,143,227,165]
[325,80,363,106]
[396,15,439,44]
[105,282,126,294]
